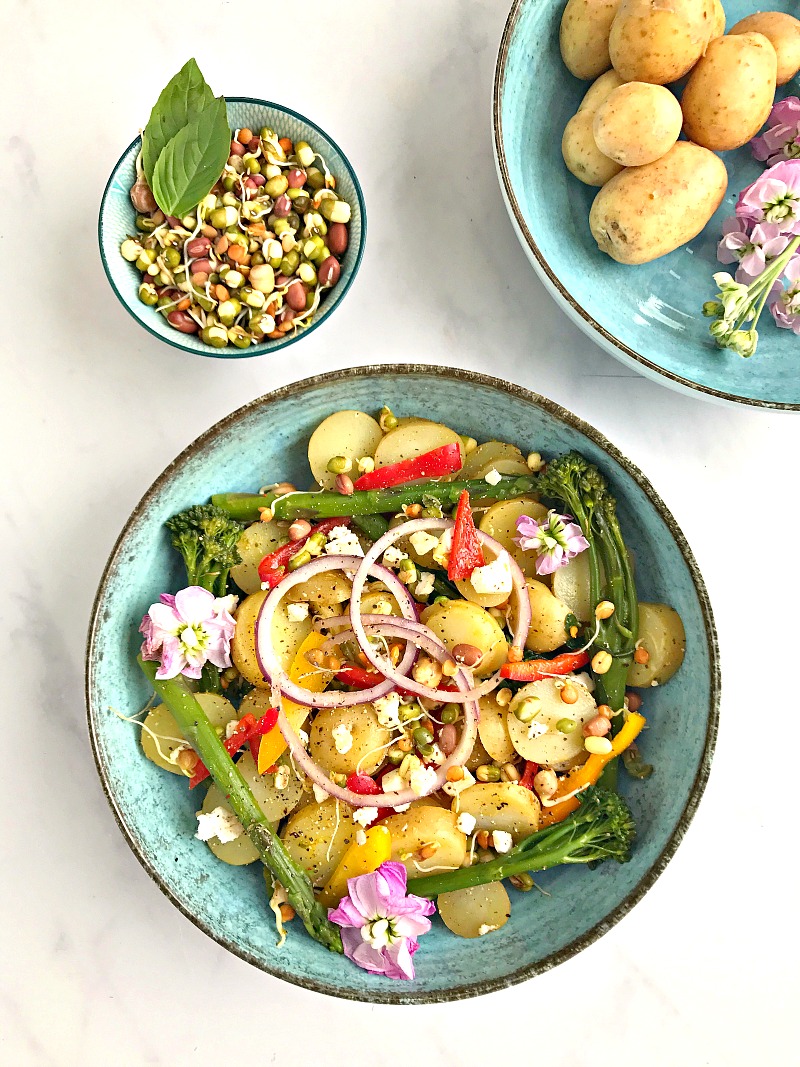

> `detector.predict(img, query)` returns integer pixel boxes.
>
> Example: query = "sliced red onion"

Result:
[254,555,417,709]
[277,626,479,808]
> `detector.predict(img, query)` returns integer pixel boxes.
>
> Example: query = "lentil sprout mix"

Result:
[120,127,351,349]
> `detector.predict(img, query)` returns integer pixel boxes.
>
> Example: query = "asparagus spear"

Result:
[212,475,539,523]
[138,658,342,953]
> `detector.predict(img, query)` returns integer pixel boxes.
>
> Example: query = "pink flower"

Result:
[718,218,792,282]
[751,97,800,167]
[328,862,435,980]
[770,255,800,334]
[736,160,800,233]
[515,510,589,576]
[139,586,238,680]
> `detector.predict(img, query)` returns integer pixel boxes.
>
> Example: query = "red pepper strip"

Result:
[519,761,539,791]
[336,665,384,688]
[189,708,279,788]
[499,650,590,681]
[447,490,486,581]
[353,443,463,491]
[257,517,351,588]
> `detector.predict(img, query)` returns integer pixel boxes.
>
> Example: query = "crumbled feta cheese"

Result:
[478,923,500,936]
[456,812,477,835]
[443,767,476,797]
[381,770,406,793]
[324,525,364,558]
[382,545,408,568]
[484,468,502,486]
[527,720,549,740]
[312,783,329,804]
[356,828,368,846]
[409,531,440,556]
[195,807,244,844]
[492,830,513,854]
[413,571,436,599]
[273,765,290,790]
[373,691,403,730]
[332,723,353,754]
[409,764,439,796]
[225,719,240,740]
[286,601,310,622]
[428,742,446,766]
[470,551,513,596]
[393,803,410,813]
[431,529,452,567]
[353,806,379,826]
[298,729,309,745]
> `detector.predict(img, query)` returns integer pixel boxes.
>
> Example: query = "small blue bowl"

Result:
[494,0,800,409]
[99,98,366,359]
[85,366,719,1003]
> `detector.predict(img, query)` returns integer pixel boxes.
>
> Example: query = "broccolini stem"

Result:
[211,476,539,522]
[138,658,343,954]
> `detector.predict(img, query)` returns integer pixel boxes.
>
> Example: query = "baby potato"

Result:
[308,703,392,776]
[285,570,352,612]
[477,691,517,764]
[281,798,357,886]
[507,677,596,770]
[730,12,800,85]
[627,601,686,687]
[231,591,311,687]
[609,0,717,84]
[308,410,383,489]
[551,550,595,623]
[424,600,509,676]
[382,806,467,878]
[560,0,621,80]
[710,0,725,40]
[562,110,624,187]
[230,519,285,595]
[141,693,237,774]
[593,82,682,166]
[578,69,626,114]
[458,441,529,479]
[452,782,541,842]
[438,882,511,939]
[525,579,572,653]
[374,420,463,469]
[590,142,728,264]
[682,33,778,151]
[477,497,547,580]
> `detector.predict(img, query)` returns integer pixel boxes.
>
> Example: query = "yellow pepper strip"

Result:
[317,825,393,908]
[258,631,332,774]
[539,712,646,827]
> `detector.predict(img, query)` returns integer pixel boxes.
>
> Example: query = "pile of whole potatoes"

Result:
[560,1,800,264]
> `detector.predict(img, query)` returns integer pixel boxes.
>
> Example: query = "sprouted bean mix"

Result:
[130,407,687,979]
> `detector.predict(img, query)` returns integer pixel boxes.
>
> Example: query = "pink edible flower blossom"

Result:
[717,217,791,282]
[328,862,435,980]
[736,160,800,234]
[515,510,589,576]
[751,97,800,168]
[139,586,238,680]
[770,255,800,334]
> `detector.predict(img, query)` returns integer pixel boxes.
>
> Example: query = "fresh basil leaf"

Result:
[141,59,215,185]
[150,96,231,217]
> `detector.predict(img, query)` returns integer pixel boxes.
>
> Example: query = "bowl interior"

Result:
[98,98,365,359]
[495,0,800,408]
[86,367,719,1003]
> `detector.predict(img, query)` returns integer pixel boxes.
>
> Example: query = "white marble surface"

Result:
[2,0,798,1062]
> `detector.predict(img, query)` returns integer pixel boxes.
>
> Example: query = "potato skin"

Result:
[609,0,717,84]
[560,0,622,80]
[682,33,778,151]
[589,142,728,264]
[562,111,624,187]
[730,12,800,86]
[593,82,682,166]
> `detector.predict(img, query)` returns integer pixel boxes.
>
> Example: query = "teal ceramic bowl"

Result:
[86,366,719,1003]
[494,0,800,409]
[98,98,366,359]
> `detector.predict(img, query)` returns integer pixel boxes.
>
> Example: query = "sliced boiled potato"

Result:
[438,882,511,939]
[230,519,286,594]
[382,806,467,878]
[309,703,392,776]
[424,600,508,676]
[200,784,258,865]
[374,420,463,468]
[552,551,595,622]
[465,732,494,772]
[627,601,686,687]
[308,410,384,489]
[526,579,572,653]
[453,782,540,841]
[477,691,516,764]
[360,585,402,617]
[479,497,548,580]
[285,571,352,611]
[507,678,595,770]
[231,591,312,688]
[141,693,238,774]
[460,441,530,480]
[281,798,358,886]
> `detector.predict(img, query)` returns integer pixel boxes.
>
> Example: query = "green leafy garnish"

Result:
[140,59,231,218]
